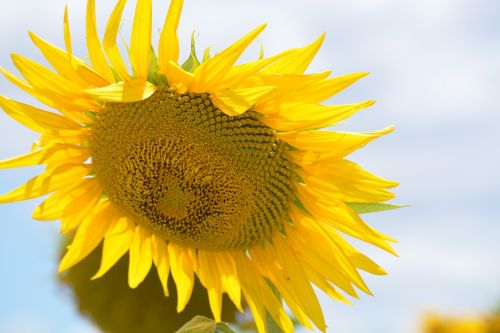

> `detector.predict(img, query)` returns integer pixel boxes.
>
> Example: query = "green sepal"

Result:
[346,202,407,214]
[147,46,168,85]
[181,31,201,73]
[203,47,212,62]
[175,316,235,333]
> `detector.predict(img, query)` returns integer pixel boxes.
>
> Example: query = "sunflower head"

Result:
[0,0,398,332]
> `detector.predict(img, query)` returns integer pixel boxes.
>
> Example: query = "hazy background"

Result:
[1,0,499,332]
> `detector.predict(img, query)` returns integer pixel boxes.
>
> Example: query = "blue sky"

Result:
[1,0,499,332]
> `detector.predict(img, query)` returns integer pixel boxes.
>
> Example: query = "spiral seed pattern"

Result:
[90,86,295,250]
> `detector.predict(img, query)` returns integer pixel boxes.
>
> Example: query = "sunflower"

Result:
[0,0,398,332]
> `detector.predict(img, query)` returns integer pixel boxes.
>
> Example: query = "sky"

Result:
[0,0,499,332]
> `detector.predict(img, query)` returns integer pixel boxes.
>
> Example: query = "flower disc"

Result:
[90,87,295,250]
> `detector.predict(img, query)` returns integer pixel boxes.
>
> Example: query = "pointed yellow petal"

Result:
[151,235,170,296]
[234,252,294,333]
[288,72,369,104]
[301,260,352,304]
[262,100,375,131]
[192,24,267,91]
[11,54,84,97]
[86,0,115,83]
[211,85,275,116]
[295,185,396,253]
[0,164,90,203]
[59,201,115,272]
[64,5,72,58]
[263,34,325,75]
[104,0,131,81]
[213,252,242,312]
[0,144,88,169]
[0,96,81,133]
[168,243,195,312]
[208,49,294,91]
[0,148,50,169]
[33,178,93,221]
[281,126,395,157]
[163,61,193,94]
[60,180,102,233]
[324,227,388,275]
[128,225,153,288]
[0,67,98,120]
[130,0,152,79]
[198,250,223,322]
[298,162,396,203]
[249,248,313,330]
[270,236,325,331]
[84,79,156,102]
[93,217,135,279]
[286,222,360,297]
[29,32,108,88]
[159,0,183,70]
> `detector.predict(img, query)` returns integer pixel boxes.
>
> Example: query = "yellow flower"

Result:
[423,313,494,333]
[0,0,398,332]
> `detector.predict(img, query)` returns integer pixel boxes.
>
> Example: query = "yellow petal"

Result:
[249,248,313,330]
[158,0,184,70]
[281,126,395,157]
[130,0,152,79]
[287,72,370,104]
[286,222,360,297]
[323,227,388,275]
[270,237,325,331]
[86,0,115,83]
[168,243,195,312]
[0,144,88,169]
[212,252,242,312]
[298,165,396,203]
[163,61,193,94]
[197,250,223,322]
[63,5,72,58]
[84,79,157,102]
[32,178,94,221]
[263,33,325,75]
[0,95,81,133]
[209,49,294,91]
[210,85,275,116]
[60,179,102,233]
[104,0,131,81]
[301,260,352,304]
[262,100,375,131]
[191,24,267,91]
[93,217,135,279]
[59,201,115,272]
[11,54,84,97]
[29,32,107,88]
[234,252,294,333]
[0,164,90,203]
[0,148,50,169]
[128,225,153,288]
[294,216,375,293]
[294,194,396,254]
[151,235,170,296]
[0,67,97,121]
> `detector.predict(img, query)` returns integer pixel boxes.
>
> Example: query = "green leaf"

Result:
[181,31,201,73]
[346,202,407,214]
[175,316,236,333]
